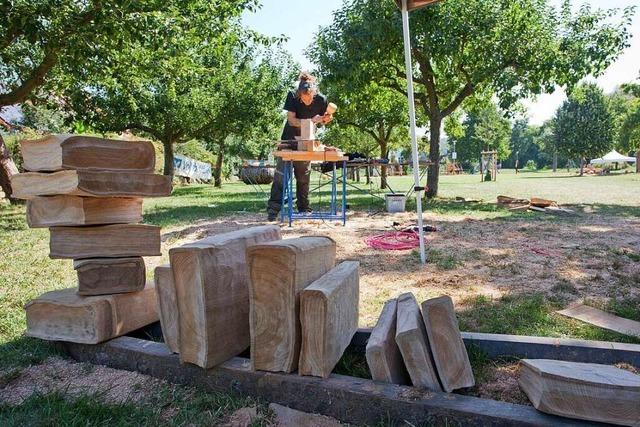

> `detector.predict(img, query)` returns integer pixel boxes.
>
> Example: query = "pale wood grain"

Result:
[20,134,155,172]
[248,236,336,373]
[49,224,161,259]
[74,257,146,296]
[274,151,347,162]
[519,359,640,426]
[557,304,640,339]
[27,196,142,227]
[395,293,441,391]
[25,283,158,344]
[421,296,474,392]
[154,264,179,353]
[170,226,281,368]
[11,170,172,200]
[299,261,359,378]
[366,298,410,385]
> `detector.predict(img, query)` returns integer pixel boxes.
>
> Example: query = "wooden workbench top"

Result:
[274,150,348,162]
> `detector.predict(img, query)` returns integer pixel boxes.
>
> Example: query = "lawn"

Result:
[1,169,639,423]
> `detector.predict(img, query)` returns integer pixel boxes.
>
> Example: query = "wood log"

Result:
[530,197,556,208]
[49,224,161,259]
[74,257,146,296]
[27,196,142,228]
[248,236,336,373]
[366,299,410,385]
[421,296,474,392]
[25,283,158,344]
[395,293,441,391]
[299,261,359,378]
[11,170,172,200]
[154,264,179,353]
[20,134,155,172]
[519,359,640,426]
[170,226,281,368]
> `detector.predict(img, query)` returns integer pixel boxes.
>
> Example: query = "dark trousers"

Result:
[267,157,311,216]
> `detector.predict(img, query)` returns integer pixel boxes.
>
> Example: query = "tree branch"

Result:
[442,83,474,117]
[412,48,439,114]
[341,120,379,141]
[0,48,59,107]
[117,123,164,141]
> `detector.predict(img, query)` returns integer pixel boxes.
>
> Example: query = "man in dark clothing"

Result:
[267,73,333,221]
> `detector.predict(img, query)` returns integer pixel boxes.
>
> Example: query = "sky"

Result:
[242,0,640,126]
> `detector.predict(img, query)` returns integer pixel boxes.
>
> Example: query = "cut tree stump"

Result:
[154,264,179,353]
[530,197,555,208]
[74,257,146,296]
[27,196,142,228]
[299,261,359,378]
[248,236,336,373]
[395,293,441,391]
[421,296,474,392]
[25,283,157,344]
[11,170,172,200]
[557,304,640,339]
[366,298,410,385]
[170,226,281,368]
[519,359,640,426]
[20,134,155,172]
[49,224,161,259]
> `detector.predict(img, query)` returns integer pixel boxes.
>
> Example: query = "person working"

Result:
[267,72,333,221]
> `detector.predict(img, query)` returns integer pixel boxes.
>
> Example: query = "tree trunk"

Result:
[379,139,388,191]
[163,138,174,177]
[579,157,585,176]
[365,165,371,185]
[0,134,20,203]
[552,149,558,173]
[636,151,639,174]
[214,148,224,188]
[426,116,441,198]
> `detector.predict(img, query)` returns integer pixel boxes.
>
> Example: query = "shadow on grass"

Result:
[0,336,61,381]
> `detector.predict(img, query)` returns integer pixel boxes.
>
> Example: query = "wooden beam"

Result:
[394,0,441,11]
[74,257,146,296]
[299,261,359,378]
[248,237,336,373]
[11,170,172,200]
[154,264,179,353]
[274,151,347,162]
[169,226,281,368]
[49,224,161,259]
[26,196,143,228]
[557,304,640,339]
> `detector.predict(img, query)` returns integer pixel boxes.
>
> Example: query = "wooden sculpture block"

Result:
[49,224,161,259]
[248,236,336,373]
[299,261,359,378]
[25,283,158,344]
[421,296,474,392]
[366,298,410,385]
[395,293,441,391]
[11,170,172,200]
[74,257,146,296]
[519,359,640,426]
[27,196,143,228]
[20,134,155,172]
[154,264,179,353]
[300,119,316,141]
[170,226,281,368]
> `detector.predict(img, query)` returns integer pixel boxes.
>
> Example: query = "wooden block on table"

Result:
[421,296,474,392]
[300,119,316,141]
[74,257,146,296]
[395,293,441,391]
[366,298,410,385]
[27,196,142,228]
[20,134,155,172]
[170,225,281,368]
[154,264,179,353]
[299,261,359,378]
[248,236,336,373]
[557,303,640,339]
[49,224,161,259]
[519,359,640,426]
[25,283,158,344]
[11,170,172,200]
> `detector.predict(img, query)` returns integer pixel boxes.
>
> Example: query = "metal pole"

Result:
[401,0,427,264]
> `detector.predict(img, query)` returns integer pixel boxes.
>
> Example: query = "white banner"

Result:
[173,154,212,181]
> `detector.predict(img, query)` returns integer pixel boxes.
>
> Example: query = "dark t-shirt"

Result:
[280,91,329,141]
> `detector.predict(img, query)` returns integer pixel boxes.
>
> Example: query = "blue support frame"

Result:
[280,160,347,226]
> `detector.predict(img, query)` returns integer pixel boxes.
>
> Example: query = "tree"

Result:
[615,80,640,153]
[554,83,613,176]
[309,0,634,197]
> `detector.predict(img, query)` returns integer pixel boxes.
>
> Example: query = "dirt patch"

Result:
[469,363,530,406]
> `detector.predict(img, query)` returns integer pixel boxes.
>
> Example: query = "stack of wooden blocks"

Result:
[17,134,172,344]
[155,227,359,378]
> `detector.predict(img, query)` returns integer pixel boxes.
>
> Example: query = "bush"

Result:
[525,160,537,170]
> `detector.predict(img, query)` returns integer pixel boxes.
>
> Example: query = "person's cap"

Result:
[298,80,316,92]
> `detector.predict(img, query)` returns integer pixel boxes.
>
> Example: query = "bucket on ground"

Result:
[385,193,406,213]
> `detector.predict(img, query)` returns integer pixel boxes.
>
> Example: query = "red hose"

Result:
[365,231,425,251]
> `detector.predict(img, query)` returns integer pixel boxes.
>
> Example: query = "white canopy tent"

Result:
[590,150,637,165]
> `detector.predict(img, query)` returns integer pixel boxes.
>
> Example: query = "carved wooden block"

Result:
[27,196,143,228]
[421,296,474,392]
[299,261,359,378]
[248,236,336,373]
[154,264,179,353]
[25,283,157,344]
[395,293,441,391]
[170,226,281,368]
[74,257,146,296]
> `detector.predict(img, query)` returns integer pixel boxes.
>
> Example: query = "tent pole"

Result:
[401,0,427,264]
